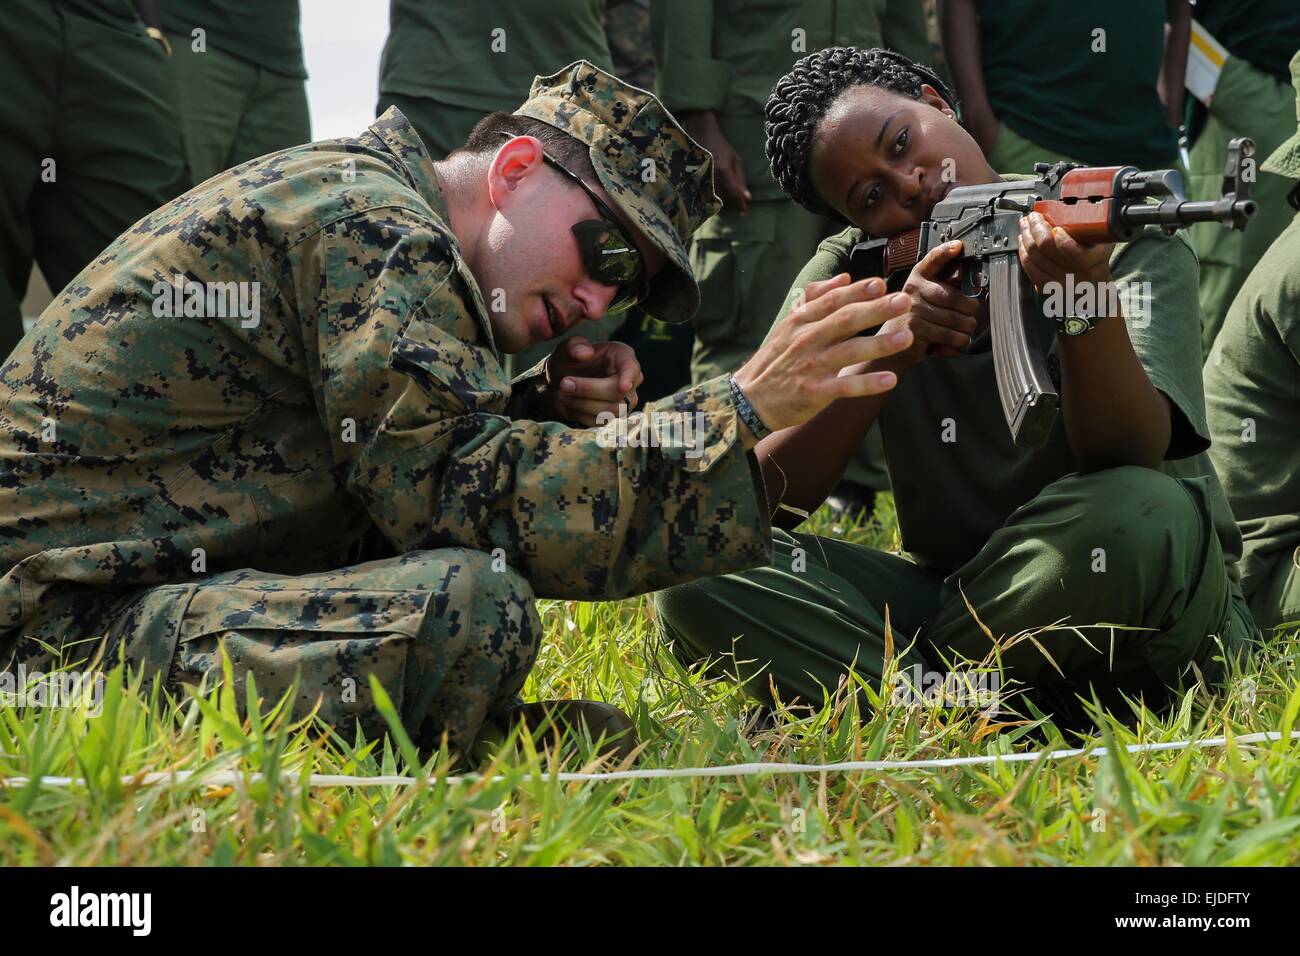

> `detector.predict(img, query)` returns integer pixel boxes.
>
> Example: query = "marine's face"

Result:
[475,136,665,354]
[808,84,998,237]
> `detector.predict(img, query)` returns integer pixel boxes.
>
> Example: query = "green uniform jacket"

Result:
[0,109,772,642]
[651,0,930,202]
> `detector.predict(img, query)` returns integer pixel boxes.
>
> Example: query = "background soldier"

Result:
[1203,51,1300,637]
[160,0,312,186]
[0,0,189,358]
[1183,2,1300,357]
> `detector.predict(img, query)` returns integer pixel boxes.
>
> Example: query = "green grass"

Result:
[2,495,1298,866]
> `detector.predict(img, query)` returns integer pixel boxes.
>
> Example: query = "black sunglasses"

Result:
[500,134,649,313]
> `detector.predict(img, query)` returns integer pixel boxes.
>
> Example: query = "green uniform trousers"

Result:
[1186,56,1298,359]
[7,547,541,753]
[164,29,311,186]
[1245,547,1300,636]
[374,89,624,378]
[655,467,1257,727]
[0,0,189,356]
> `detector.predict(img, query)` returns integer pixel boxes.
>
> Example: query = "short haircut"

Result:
[454,111,598,182]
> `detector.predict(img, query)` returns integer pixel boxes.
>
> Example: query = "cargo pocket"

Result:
[167,574,446,744]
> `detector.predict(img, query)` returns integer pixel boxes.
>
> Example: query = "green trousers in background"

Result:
[656,467,1258,728]
[0,1,189,357]
[1246,547,1300,636]
[691,199,891,494]
[1186,56,1298,359]
[165,30,311,186]
[374,90,624,378]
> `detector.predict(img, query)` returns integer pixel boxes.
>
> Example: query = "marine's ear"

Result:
[486,135,547,209]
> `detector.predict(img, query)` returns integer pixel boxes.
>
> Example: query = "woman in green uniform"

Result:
[655,47,1260,730]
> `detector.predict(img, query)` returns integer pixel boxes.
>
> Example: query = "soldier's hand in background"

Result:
[546,336,644,426]
[732,274,913,439]
[682,110,751,215]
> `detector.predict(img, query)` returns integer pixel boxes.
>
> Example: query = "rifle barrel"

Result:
[1120,198,1257,229]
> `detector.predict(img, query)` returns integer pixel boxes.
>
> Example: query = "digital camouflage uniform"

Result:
[377,0,623,378]
[1203,53,1300,636]
[161,0,312,186]
[657,214,1260,728]
[652,0,932,496]
[0,0,190,357]
[0,64,773,753]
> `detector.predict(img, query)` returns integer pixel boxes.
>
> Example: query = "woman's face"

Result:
[808,83,997,237]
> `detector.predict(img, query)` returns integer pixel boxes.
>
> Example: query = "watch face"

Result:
[1063,316,1091,336]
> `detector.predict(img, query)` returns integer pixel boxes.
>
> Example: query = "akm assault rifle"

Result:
[848,139,1257,448]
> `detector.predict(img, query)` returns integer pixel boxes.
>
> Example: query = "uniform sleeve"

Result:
[1110,231,1211,460]
[1210,54,1299,161]
[296,208,772,600]
[650,0,731,113]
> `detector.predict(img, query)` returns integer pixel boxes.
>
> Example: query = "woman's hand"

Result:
[875,239,982,366]
[1017,212,1114,294]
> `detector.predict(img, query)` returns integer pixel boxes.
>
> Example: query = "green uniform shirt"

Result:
[1194,0,1300,84]
[55,0,137,25]
[379,0,613,114]
[0,108,772,639]
[1204,212,1300,599]
[975,0,1177,168]
[770,220,1243,581]
[161,0,306,79]
[652,0,929,203]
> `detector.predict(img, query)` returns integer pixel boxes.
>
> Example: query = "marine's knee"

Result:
[451,547,542,643]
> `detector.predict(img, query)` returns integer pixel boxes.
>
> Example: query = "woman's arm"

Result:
[1018,214,1171,471]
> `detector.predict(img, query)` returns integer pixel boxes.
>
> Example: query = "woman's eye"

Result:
[893,129,909,155]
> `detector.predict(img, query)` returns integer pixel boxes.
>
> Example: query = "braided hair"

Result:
[765,47,959,221]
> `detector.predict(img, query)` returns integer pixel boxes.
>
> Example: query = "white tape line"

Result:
[4,731,1297,790]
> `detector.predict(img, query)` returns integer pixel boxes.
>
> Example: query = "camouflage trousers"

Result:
[6,548,542,752]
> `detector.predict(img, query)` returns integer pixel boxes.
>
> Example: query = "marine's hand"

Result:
[733,274,912,436]
[546,336,643,427]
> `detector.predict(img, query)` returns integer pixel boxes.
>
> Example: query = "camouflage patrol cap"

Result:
[1260,50,1300,179]
[514,60,722,323]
